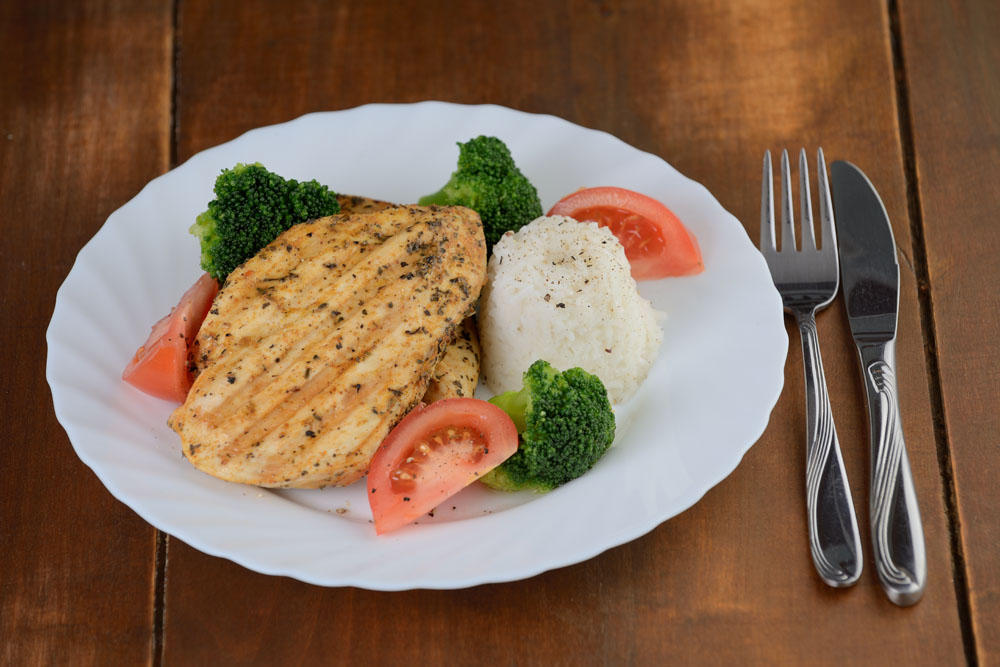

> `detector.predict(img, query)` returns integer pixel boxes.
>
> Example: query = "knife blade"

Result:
[831,160,926,606]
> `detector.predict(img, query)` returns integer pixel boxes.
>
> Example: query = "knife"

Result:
[831,161,927,606]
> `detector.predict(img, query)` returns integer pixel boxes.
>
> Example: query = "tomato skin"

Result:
[122,273,218,402]
[367,398,519,535]
[547,186,704,280]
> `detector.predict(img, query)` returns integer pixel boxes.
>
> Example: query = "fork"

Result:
[760,148,863,587]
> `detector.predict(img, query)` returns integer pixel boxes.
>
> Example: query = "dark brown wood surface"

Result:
[2,0,995,664]
[0,1,172,664]
[897,0,1000,662]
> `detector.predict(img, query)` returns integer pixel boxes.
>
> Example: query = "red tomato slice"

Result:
[367,398,518,535]
[122,273,218,402]
[547,186,704,280]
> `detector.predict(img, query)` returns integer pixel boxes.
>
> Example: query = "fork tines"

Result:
[761,148,836,256]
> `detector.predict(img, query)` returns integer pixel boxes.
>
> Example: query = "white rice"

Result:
[479,216,663,404]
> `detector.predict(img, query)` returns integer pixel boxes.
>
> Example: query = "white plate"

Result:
[46,103,786,590]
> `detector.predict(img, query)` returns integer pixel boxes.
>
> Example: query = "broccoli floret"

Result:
[481,360,615,492]
[190,163,340,283]
[418,136,542,253]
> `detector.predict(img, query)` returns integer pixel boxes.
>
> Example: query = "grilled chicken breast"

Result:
[188,192,482,390]
[335,193,393,215]
[421,317,481,402]
[170,205,487,488]
[335,194,482,404]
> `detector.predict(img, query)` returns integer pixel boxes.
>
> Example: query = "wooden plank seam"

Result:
[886,0,978,663]
[153,2,182,665]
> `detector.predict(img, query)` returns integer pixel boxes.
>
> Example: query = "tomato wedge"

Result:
[122,273,218,402]
[367,398,518,535]
[547,186,703,280]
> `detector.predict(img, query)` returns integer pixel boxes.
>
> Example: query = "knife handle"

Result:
[859,341,927,606]
[796,312,863,587]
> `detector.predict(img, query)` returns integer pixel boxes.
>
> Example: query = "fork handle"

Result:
[796,311,863,587]
[858,340,926,606]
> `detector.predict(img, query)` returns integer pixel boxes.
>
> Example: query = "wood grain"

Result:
[0,1,171,663]
[897,0,1000,661]
[160,0,966,664]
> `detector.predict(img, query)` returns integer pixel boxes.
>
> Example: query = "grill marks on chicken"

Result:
[332,194,484,405]
[169,205,486,488]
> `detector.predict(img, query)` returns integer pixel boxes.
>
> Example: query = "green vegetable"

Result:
[481,360,616,492]
[418,136,542,253]
[190,163,340,283]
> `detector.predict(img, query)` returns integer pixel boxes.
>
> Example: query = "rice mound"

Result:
[479,215,663,404]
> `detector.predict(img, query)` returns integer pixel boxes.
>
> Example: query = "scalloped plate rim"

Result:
[46,102,787,590]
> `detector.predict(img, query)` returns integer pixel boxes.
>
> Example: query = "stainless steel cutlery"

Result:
[760,148,864,588]
[759,150,926,605]
[831,160,927,606]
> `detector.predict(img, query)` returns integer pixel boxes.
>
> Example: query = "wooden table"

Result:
[3,1,997,664]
